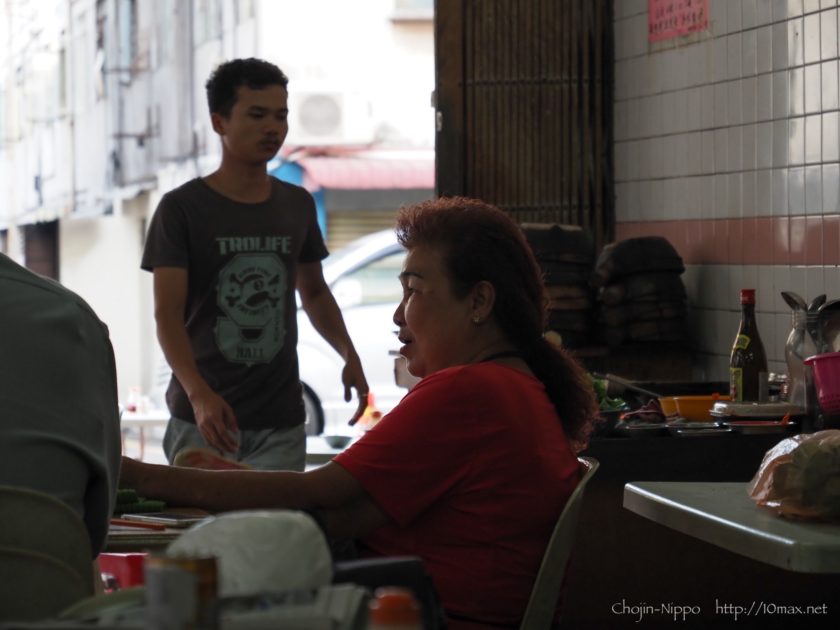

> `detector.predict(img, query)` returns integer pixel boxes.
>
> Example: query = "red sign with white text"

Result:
[648,0,708,42]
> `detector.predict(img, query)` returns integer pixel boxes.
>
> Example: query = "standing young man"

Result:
[141,58,368,471]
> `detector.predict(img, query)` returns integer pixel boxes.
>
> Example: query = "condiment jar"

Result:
[368,587,422,630]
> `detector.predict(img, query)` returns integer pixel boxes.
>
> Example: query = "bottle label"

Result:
[730,367,743,401]
[733,334,751,351]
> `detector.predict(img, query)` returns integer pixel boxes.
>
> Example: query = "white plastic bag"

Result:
[167,510,333,597]
[748,430,840,521]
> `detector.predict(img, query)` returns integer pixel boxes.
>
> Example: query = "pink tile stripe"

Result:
[615,216,840,266]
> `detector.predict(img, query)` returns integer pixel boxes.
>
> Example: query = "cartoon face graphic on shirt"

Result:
[216,253,288,365]
[223,271,282,310]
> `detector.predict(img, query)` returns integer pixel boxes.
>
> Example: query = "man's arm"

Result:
[153,267,238,452]
[297,261,369,423]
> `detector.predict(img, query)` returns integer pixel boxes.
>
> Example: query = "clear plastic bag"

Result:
[747,430,840,521]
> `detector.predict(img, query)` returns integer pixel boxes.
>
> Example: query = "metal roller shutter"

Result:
[325,210,400,252]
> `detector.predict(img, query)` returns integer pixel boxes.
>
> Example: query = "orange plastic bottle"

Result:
[367,587,422,630]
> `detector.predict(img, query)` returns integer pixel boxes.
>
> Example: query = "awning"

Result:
[271,150,436,222]
[295,151,435,192]
[11,204,65,226]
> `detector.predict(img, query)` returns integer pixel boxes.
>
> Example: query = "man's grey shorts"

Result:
[163,416,306,471]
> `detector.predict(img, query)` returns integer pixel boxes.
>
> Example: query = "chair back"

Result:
[0,485,94,619]
[333,555,446,630]
[519,456,599,630]
[0,547,92,620]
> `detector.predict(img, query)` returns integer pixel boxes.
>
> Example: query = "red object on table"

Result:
[99,552,148,588]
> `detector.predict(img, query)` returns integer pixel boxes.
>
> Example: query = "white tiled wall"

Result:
[614,0,840,381]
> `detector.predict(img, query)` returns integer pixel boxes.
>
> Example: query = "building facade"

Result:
[0,0,434,401]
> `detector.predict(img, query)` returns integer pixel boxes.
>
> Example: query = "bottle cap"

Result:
[740,289,756,304]
[369,587,421,626]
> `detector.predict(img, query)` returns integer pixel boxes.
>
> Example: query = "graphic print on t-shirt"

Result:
[216,253,288,365]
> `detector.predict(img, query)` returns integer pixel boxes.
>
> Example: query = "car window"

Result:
[335,251,405,306]
[322,231,392,270]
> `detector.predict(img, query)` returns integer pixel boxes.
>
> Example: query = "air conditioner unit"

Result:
[286,90,376,147]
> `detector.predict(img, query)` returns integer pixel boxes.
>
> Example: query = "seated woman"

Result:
[120,196,599,628]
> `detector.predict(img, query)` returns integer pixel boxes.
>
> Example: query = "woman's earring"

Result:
[473,316,481,324]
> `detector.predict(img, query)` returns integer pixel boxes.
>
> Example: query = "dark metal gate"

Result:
[435,0,614,248]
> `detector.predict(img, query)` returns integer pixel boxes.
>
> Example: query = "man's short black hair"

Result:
[205,58,289,117]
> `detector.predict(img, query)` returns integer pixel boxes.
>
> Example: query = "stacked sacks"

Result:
[521,223,596,348]
[592,236,687,347]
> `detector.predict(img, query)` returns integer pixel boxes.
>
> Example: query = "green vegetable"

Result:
[116,488,138,504]
[591,375,626,411]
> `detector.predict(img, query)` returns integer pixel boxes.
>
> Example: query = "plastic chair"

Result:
[519,456,600,630]
[0,547,92,620]
[0,484,94,620]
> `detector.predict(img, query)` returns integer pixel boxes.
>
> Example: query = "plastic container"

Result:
[145,554,219,629]
[368,587,422,630]
[98,552,148,588]
[804,352,840,414]
[657,397,679,417]
[673,394,730,422]
[323,434,352,449]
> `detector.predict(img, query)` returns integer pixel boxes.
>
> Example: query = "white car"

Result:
[297,229,408,435]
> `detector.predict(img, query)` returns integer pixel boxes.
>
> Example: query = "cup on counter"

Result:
[145,554,219,629]
[804,352,840,415]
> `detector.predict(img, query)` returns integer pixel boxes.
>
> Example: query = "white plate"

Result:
[723,420,796,435]
[615,423,669,438]
[669,427,733,437]
[667,420,721,430]
[710,401,803,419]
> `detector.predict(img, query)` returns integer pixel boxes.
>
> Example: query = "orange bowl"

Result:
[657,397,679,417]
[674,394,730,422]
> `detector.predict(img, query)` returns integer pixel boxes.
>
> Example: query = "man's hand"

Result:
[297,261,370,426]
[343,352,369,425]
[188,387,239,453]
[153,266,239,452]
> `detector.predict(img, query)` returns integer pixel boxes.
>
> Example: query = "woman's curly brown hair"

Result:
[395,196,599,450]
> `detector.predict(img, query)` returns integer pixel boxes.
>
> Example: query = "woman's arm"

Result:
[318,496,391,540]
[120,458,389,538]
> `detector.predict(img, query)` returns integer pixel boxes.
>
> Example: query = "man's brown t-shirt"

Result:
[141,176,328,430]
